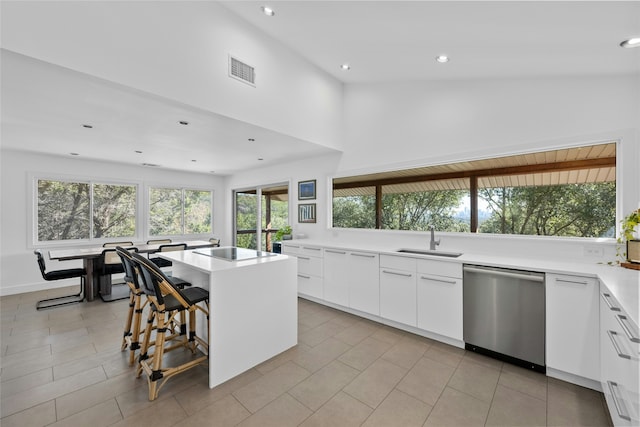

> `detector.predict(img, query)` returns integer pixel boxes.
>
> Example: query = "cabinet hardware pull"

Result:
[351,253,376,258]
[607,381,632,421]
[325,250,346,254]
[298,256,311,260]
[420,276,456,284]
[382,270,412,277]
[607,330,631,359]
[297,274,311,279]
[303,247,321,251]
[463,266,544,282]
[554,278,589,285]
[601,292,621,311]
[288,245,300,249]
[616,315,640,343]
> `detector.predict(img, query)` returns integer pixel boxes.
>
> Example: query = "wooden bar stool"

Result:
[130,252,209,401]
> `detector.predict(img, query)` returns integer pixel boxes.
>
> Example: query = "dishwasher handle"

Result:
[463,266,544,283]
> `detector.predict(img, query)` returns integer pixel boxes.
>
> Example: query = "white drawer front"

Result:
[297,274,323,299]
[380,254,416,271]
[282,244,301,256]
[300,245,323,257]
[298,255,323,277]
[416,258,462,278]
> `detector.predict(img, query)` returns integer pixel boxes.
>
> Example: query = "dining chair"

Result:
[149,243,186,269]
[209,237,221,247]
[146,239,172,245]
[34,250,87,310]
[130,252,209,401]
[100,246,138,302]
[103,241,134,248]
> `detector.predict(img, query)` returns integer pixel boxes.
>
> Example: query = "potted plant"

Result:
[274,225,293,241]
[620,208,640,265]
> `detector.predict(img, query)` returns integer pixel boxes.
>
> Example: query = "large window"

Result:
[234,184,289,251]
[149,187,212,236]
[37,179,136,242]
[333,142,617,238]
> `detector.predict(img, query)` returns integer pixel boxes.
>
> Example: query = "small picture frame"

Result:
[298,179,316,200]
[298,203,317,223]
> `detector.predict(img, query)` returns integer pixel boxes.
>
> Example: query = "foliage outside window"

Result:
[149,187,212,236]
[332,143,616,238]
[235,186,288,251]
[37,179,136,242]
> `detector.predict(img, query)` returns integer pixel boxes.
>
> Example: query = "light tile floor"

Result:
[1,286,613,426]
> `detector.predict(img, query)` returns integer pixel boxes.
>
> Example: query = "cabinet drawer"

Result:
[298,255,323,277]
[299,245,323,257]
[297,274,323,299]
[380,254,416,271]
[282,244,300,256]
[416,259,462,278]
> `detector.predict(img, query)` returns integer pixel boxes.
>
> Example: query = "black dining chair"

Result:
[34,250,87,310]
[148,243,186,269]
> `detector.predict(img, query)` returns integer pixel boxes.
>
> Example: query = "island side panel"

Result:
[208,257,298,388]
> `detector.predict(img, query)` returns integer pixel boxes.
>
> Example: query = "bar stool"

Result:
[34,250,87,310]
[131,252,209,401]
[115,247,147,365]
[100,246,137,302]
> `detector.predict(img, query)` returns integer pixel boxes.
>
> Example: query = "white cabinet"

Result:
[546,273,600,382]
[380,255,417,326]
[282,243,323,299]
[323,248,349,306]
[600,287,640,426]
[347,251,380,314]
[416,259,463,340]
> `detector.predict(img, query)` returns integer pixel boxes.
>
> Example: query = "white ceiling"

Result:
[2,1,639,175]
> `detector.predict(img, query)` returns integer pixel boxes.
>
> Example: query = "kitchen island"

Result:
[158,247,297,388]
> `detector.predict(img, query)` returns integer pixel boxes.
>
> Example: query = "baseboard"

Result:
[546,367,602,392]
[0,279,79,297]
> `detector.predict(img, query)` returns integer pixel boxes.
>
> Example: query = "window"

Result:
[149,187,212,236]
[332,142,616,238]
[37,179,136,242]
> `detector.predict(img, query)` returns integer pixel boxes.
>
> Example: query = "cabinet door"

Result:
[380,268,417,326]
[348,251,380,315]
[417,274,462,340]
[546,273,599,381]
[323,249,349,306]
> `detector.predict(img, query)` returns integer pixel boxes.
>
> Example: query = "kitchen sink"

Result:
[396,248,463,258]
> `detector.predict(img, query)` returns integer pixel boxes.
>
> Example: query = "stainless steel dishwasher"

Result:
[463,264,546,372]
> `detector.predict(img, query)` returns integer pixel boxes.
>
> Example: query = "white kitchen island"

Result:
[159,247,298,388]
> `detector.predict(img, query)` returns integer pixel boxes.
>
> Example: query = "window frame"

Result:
[146,184,214,239]
[30,173,141,247]
[330,141,619,240]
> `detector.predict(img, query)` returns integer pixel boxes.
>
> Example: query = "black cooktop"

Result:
[194,247,277,261]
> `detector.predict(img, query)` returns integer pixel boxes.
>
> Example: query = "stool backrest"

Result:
[115,246,140,289]
[131,252,190,308]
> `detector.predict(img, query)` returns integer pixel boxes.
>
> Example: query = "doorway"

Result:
[234,183,289,251]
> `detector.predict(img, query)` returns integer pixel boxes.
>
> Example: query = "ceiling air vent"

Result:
[229,55,256,87]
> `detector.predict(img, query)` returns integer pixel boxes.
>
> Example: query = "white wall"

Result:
[0,1,343,151]
[231,74,640,263]
[0,150,224,296]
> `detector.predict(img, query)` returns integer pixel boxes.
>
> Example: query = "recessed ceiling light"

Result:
[340,64,351,71]
[435,55,449,63]
[70,152,79,156]
[258,158,264,161]
[191,159,197,162]
[135,150,143,154]
[261,6,275,16]
[248,138,255,142]
[82,124,93,129]
[620,37,640,48]
[179,121,189,125]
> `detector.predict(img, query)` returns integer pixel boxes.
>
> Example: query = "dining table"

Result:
[48,240,215,301]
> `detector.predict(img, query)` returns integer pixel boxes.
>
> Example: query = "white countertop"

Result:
[283,239,640,327]
[159,247,292,275]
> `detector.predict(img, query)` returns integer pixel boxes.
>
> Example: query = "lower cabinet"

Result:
[416,260,463,341]
[546,273,600,382]
[380,255,417,326]
[283,243,323,299]
[600,287,640,426]
[323,249,349,306]
[347,251,380,314]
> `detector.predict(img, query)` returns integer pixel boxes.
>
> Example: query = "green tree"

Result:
[38,180,90,241]
[332,195,376,229]
[93,184,136,238]
[381,190,468,232]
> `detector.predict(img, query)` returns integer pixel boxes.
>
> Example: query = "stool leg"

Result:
[121,286,136,351]
[137,307,155,379]
[148,310,169,401]
[129,292,144,366]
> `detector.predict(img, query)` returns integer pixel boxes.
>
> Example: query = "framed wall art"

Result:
[298,203,316,223]
[298,179,316,200]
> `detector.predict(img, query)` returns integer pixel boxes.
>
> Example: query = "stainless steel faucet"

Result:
[429,225,441,250]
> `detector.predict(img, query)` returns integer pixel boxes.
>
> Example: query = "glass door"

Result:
[234,183,288,251]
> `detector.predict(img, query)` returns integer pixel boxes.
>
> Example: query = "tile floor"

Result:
[1,286,613,426]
